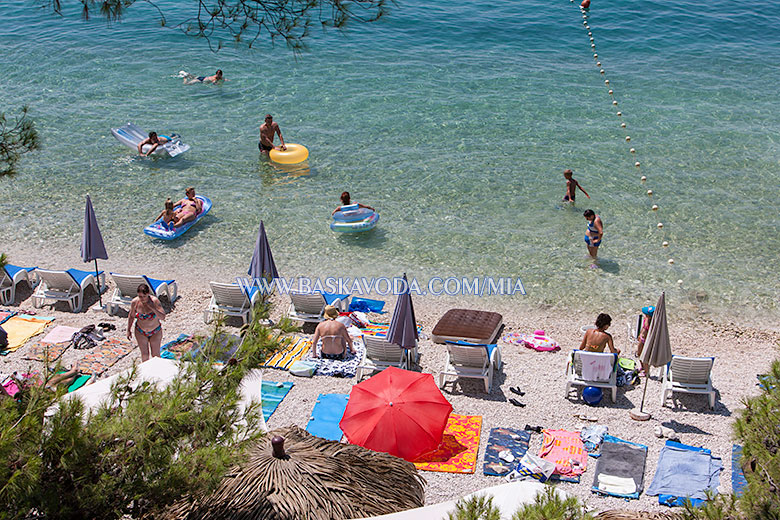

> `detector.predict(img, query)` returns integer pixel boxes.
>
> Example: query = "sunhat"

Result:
[324,305,339,319]
[641,305,655,316]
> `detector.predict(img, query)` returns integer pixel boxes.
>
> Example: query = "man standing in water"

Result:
[259,114,286,155]
[583,209,603,260]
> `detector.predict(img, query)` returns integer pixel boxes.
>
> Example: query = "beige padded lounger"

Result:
[431,309,504,344]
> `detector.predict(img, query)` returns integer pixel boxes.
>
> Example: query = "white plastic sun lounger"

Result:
[204,282,260,325]
[1,264,38,305]
[107,273,179,315]
[32,268,105,312]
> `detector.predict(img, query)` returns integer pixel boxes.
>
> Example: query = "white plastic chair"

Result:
[439,341,502,393]
[287,291,345,324]
[107,273,179,315]
[661,356,716,409]
[0,264,38,305]
[204,282,259,325]
[32,268,104,313]
[564,350,618,403]
[356,335,412,380]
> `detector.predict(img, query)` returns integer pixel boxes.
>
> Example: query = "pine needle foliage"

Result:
[447,494,500,520]
[511,485,593,520]
[0,106,39,177]
[0,311,288,519]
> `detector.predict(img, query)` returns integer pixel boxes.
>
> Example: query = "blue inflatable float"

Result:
[330,204,379,233]
[144,195,212,240]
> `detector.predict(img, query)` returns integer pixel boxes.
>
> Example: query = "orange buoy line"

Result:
[571,1,680,281]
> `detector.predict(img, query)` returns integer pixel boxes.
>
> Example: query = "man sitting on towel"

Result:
[310,305,356,360]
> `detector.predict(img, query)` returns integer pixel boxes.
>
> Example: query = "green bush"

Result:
[447,494,501,520]
[512,485,592,520]
[0,316,286,519]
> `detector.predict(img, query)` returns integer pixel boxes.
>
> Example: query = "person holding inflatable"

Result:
[332,191,375,215]
[173,187,203,227]
[259,114,286,155]
[583,209,603,259]
[137,132,170,156]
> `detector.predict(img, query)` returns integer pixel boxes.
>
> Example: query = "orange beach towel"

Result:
[413,414,482,474]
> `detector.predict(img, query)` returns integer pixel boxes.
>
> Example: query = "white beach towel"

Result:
[580,352,613,382]
[598,474,636,495]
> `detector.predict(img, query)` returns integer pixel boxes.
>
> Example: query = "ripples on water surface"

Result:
[1,0,778,321]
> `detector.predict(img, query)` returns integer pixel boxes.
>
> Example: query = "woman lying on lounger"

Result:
[310,305,356,360]
[580,313,620,354]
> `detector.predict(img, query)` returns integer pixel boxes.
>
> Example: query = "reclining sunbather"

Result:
[310,305,356,360]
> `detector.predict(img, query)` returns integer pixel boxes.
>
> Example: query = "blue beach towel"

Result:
[348,297,386,314]
[319,291,349,307]
[732,444,748,497]
[261,380,294,422]
[306,393,349,441]
[646,440,722,507]
[483,427,530,476]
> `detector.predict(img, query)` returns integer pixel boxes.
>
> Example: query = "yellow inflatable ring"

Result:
[269,143,309,164]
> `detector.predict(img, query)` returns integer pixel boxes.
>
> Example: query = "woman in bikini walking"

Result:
[127,284,166,362]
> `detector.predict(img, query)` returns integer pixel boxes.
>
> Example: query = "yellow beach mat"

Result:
[413,414,483,474]
[262,335,312,370]
[2,315,55,353]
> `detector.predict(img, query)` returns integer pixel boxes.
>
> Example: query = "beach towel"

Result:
[262,336,311,370]
[348,297,386,314]
[189,333,241,363]
[646,440,722,507]
[313,336,366,378]
[413,414,482,474]
[67,374,91,393]
[22,340,70,363]
[483,427,531,476]
[591,435,648,499]
[306,393,349,441]
[732,444,748,498]
[1,315,54,354]
[539,429,588,478]
[579,351,613,381]
[261,380,294,422]
[41,325,80,344]
[79,337,135,375]
[160,333,198,360]
[359,320,423,337]
[502,331,560,352]
[0,310,17,325]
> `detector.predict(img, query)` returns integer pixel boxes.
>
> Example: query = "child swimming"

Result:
[157,198,175,230]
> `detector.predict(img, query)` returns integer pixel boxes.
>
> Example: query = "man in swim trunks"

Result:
[583,209,603,259]
[173,187,203,227]
[183,69,226,85]
[138,132,170,156]
[563,169,590,203]
[259,114,286,155]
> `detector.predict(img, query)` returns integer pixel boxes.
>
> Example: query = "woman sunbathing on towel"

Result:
[310,305,355,360]
[580,313,620,354]
[332,191,375,215]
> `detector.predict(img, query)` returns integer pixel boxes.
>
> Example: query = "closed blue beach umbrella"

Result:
[81,195,108,306]
[387,273,418,365]
[248,221,279,280]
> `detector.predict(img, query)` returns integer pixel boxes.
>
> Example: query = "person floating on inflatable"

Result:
[259,114,286,155]
[332,191,375,215]
[137,132,170,157]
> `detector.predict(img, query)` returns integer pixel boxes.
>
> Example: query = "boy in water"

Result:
[562,169,590,203]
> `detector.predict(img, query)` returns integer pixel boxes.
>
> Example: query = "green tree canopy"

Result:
[0,106,39,177]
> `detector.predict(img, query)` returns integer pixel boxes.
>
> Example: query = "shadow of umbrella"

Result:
[158,426,425,520]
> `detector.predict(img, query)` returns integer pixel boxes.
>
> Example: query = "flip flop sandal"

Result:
[510,387,526,396]
[524,424,543,433]
[509,398,526,407]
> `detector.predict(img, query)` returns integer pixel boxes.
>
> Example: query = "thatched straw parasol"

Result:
[158,425,425,520]
[595,511,681,520]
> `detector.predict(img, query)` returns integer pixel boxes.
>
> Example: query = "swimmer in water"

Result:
[562,169,590,203]
[138,132,170,156]
[182,69,226,85]
[332,191,374,215]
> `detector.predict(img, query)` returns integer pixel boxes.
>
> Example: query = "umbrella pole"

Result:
[94,259,103,307]
[630,373,652,421]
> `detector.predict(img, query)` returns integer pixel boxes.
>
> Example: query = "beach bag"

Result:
[513,453,556,483]
[71,325,103,350]
[289,360,317,377]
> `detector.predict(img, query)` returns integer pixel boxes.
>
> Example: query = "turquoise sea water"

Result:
[1,0,778,321]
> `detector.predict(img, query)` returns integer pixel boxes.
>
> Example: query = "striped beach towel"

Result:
[540,429,588,478]
[262,336,311,370]
[359,320,423,337]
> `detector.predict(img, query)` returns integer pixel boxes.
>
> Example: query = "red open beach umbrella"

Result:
[339,366,453,461]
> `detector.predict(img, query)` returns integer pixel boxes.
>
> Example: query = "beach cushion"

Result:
[431,309,503,344]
